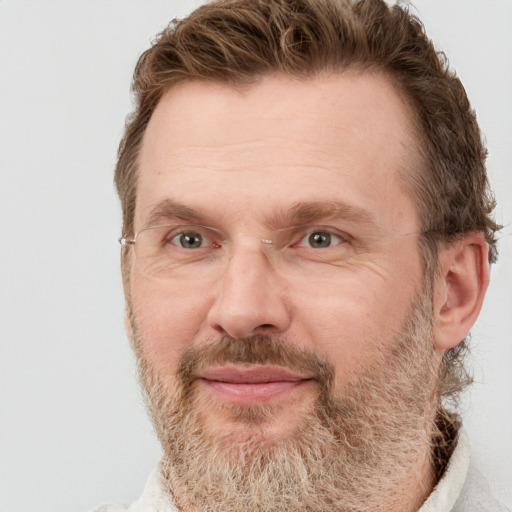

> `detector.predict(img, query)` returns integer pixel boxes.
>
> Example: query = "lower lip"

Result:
[199,379,312,405]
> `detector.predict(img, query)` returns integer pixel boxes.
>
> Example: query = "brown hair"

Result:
[115,0,499,414]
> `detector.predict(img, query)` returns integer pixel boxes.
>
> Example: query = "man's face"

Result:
[128,73,440,510]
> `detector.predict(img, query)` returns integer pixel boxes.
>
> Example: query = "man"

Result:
[97,0,506,510]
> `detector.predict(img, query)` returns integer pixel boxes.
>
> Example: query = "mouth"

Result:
[194,365,315,405]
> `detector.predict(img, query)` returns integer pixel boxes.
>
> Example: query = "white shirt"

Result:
[93,428,509,512]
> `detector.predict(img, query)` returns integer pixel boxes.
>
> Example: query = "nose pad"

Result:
[206,245,291,339]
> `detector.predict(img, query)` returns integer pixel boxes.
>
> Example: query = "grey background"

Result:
[0,1,510,511]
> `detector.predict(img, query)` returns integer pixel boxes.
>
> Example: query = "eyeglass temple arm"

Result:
[119,236,136,246]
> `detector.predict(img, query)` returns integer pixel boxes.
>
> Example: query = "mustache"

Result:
[176,335,335,392]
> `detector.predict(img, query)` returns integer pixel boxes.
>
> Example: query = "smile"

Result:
[195,365,315,405]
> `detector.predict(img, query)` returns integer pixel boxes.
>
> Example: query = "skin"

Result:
[128,72,490,510]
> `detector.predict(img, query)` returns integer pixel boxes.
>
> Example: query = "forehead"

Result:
[136,72,420,233]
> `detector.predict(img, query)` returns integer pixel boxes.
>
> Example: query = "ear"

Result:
[433,233,490,350]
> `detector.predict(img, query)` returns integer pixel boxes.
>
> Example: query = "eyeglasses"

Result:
[119,223,420,280]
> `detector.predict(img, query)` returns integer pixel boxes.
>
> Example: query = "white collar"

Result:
[418,427,470,512]
[127,467,176,512]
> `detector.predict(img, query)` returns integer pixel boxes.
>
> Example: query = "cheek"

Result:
[291,261,422,374]
[130,275,211,374]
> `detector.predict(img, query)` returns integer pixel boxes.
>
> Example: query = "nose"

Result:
[207,241,291,339]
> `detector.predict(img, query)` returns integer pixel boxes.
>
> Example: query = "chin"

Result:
[193,389,318,447]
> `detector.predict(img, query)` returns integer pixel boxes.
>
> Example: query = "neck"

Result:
[390,450,436,512]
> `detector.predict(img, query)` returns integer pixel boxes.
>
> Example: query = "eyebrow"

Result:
[143,199,209,229]
[144,198,378,231]
[266,200,379,230]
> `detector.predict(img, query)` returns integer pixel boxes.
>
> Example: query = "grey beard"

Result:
[132,289,438,512]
